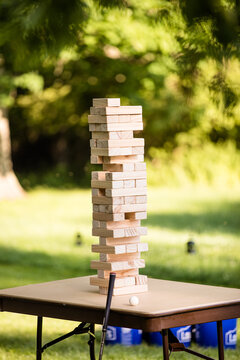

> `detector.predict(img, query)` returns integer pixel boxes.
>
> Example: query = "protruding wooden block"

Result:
[92,226,147,238]
[88,114,142,124]
[99,236,140,246]
[90,106,142,116]
[99,284,148,296]
[100,252,140,262]
[103,163,135,172]
[135,275,148,285]
[93,98,120,107]
[105,171,146,181]
[91,147,144,157]
[102,155,144,164]
[93,212,125,221]
[90,259,145,271]
[97,203,147,214]
[97,268,139,279]
[92,243,148,254]
[98,219,140,229]
[90,276,135,288]
[125,211,147,220]
[91,138,144,149]
[105,187,147,197]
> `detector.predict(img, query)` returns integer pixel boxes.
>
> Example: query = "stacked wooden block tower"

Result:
[88,98,148,296]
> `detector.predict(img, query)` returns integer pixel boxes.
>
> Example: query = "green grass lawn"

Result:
[0,186,239,359]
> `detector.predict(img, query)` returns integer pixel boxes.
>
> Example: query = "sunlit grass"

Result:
[0,186,239,359]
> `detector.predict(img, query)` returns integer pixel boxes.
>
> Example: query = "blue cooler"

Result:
[196,319,237,349]
[144,325,191,347]
[105,326,142,346]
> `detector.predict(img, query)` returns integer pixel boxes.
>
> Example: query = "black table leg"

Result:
[162,329,169,360]
[36,316,43,360]
[217,320,224,360]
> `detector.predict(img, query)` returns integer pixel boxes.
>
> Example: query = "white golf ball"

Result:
[129,296,139,306]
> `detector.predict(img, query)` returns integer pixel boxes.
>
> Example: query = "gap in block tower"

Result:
[88,98,148,296]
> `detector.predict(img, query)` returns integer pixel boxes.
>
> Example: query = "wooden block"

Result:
[92,228,125,238]
[124,196,137,204]
[99,236,140,245]
[93,98,120,107]
[92,226,147,238]
[100,252,140,262]
[90,155,103,164]
[91,180,123,189]
[90,259,145,271]
[92,220,100,228]
[93,212,125,221]
[95,138,144,148]
[92,196,124,205]
[103,163,135,172]
[131,147,144,155]
[105,187,147,197]
[136,179,147,188]
[98,268,139,279]
[91,147,134,157]
[90,276,135,288]
[91,171,107,181]
[138,243,148,252]
[99,220,140,229]
[98,203,147,214]
[125,211,147,220]
[135,195,147,204]
[88,115,142,124]
[91,123,143,132]
[99,284,148,296]
[102,155,144,164]
[92,131,133,140]
[106,171,146,181]
[93,204,100,212]
[90,106,142,116]
[92,244,126,254]
[123,180,135,188]
[135,275,148,285]
[135,163,146,171]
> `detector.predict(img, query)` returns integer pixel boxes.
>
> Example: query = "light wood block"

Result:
[92,244,126,254]
[125,211,147,220]
[90,259,145,271]
[93,212,125,221]
[92,147,140,157]
[99,220,140,229]
[135,163,146,171]
[99,284,148,296]
[92,243,148,255]
[105,171,146,181]
[105,187,147,197]
[91,180,124,189]
[90,155,102,164]
[88,114,142,124]
[93,98,120,107]
[99,236,140,246]
[98,203,147,213]
[91,171,107,180]
[90,276,135,288]
[135,275,148,285]
[100,252,140,262]
[103,155,144,164]
[90,106,142,116]
[97,268,139,279]
[103,163,135,172]
[92,196,124,205]
[92,139,144,149]
[92,226,147,238]
[123,180,135,188]
[136,179,147,188]
[90,123,143,132]
[92,131,133,140]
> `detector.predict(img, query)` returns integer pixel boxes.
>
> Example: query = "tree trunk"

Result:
[0,107,25,200]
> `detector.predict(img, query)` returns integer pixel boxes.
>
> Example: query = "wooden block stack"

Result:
[88,98,148,296]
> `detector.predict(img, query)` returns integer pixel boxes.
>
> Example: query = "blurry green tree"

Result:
[1,0,240,192]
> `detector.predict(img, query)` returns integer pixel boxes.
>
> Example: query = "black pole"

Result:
[99,272,116,360]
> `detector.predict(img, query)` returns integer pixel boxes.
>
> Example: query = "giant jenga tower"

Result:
[88,98,148,296]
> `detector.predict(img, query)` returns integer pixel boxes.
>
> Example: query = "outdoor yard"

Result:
[0,186,239,359]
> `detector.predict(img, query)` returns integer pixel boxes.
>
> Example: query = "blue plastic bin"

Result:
[196,319,237,349]
[144,325,192,348]
[105,326,142,346]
